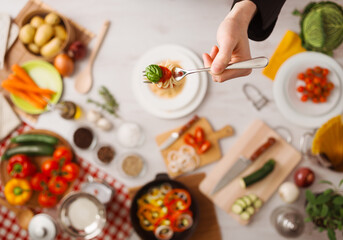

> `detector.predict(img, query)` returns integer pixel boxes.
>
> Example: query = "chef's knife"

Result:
[211,137,276,195]
[159,115,199,150]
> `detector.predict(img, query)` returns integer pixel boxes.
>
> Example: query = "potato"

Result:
[54,25,67,40]
[34,24,54,46]
[27,43,40,54]
[40,37,62,58]
[45,13,61,25]
[19,24,36,44]
[30,16,44,28]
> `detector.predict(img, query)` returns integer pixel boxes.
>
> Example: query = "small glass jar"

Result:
[117,152,147,178]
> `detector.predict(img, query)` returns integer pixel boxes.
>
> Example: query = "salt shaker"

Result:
[270,205,304,238]
[28,213,58,240]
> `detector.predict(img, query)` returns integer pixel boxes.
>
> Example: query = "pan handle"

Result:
[155,173,170,181]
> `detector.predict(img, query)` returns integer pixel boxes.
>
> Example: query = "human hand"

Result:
[203,0,257,82]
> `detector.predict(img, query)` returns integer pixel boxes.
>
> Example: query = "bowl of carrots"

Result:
[1,61,63,114]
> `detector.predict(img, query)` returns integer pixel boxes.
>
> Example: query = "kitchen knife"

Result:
[211,137,276,195]
[159,115,199,150]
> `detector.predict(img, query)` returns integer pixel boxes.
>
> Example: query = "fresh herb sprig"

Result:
[87,86,119,117]
[305,179,343,240]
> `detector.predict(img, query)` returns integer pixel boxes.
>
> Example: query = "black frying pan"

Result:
[130,173,199,240]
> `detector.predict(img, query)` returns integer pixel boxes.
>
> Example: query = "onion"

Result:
[278,182,300,203]
[53,53,74,77]
[154,225,173,240]
[294,167,315,188]
[166,145,199,174]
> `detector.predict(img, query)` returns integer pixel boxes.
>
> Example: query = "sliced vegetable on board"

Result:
[231,194,263,221]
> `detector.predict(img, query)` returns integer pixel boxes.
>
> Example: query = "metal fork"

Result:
[142,56,269,83]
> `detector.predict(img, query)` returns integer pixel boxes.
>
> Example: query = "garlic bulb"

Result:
[278,182,300,203]
[86,110,102,123]
[96,117,113,131]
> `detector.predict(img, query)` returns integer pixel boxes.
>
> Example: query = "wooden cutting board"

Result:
[0,0,94,123]
[199,119,302,225]
[155,117,234,178]
[129,173,222,240]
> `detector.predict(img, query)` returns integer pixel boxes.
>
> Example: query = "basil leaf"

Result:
[333,196,343,205]
[306,190,316,204]
[145,64,162,83]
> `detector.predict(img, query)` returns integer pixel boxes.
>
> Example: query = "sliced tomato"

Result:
[183,133,196,147]
[197,140,211,154]
[194,127,205,144]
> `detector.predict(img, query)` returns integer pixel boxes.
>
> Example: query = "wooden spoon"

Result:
[74,20,111,94]
[0,197,34,230]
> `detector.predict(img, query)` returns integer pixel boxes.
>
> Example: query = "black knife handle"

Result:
[178,115,199,136]
[250,137,276,161]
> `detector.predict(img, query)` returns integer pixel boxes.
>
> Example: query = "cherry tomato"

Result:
[312,97,319,103]
[297,73,305,80]
[313,77,321,85]
[313,87,322,96]
[194,127,205,144]
[197,140,211,154]
[61,163,79,182]
[53,146,73,165]
[184,133,196,147]
[159,66,172,83]
[322,68,329,76]
[306,83,314,92]
[320,96,327,102]
[300,94,308,102]
[30,173,49,191]
[38,191,58,208]
[42,160,59,177]
[304,77,312,84]
[327,82,334,90]
[314,66,322,74]
[297,86,305,93]
[48,176,68,195]
[306,68,313,75]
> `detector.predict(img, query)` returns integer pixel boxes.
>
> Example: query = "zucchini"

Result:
[11,134,59,145]
[235,199,247,208]
[246,206,255,215]
[248,193,258,202]
[240,159,276,188]
[253,199,263,209]
[2,144,55,160]
[242,196,252,206]
[240,211,251,220]
[231,203,244,214]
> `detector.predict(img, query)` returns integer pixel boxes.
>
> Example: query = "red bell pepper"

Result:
[7,154,36,178]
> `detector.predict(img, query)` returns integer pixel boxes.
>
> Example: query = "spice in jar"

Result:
[121,154,144,177]
[97,145,115,164]
[73,127,94,149]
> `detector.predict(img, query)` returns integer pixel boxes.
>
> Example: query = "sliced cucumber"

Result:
[240,159,276,188]
[242,196,252,206]
[235,199,247,208]
[246,206,255,215]
[248,193,258,203]
[254,199,263,209]
[232,203,244,214]
[240,211,251,220]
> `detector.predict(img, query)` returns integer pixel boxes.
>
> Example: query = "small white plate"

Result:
[274,52,343,128]
[132,44,208,119]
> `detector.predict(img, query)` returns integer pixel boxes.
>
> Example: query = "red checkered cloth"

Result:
[0,123,133,240]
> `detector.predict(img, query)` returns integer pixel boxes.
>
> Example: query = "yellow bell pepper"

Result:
[4,178,32,205]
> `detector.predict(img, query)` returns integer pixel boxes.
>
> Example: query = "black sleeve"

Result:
[232,0,286,41]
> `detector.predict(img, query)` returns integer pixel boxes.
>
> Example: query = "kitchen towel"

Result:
[262,30,306,80]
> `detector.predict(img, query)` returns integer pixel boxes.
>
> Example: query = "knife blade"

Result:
[211,137,276,195]
[159,115,199,150]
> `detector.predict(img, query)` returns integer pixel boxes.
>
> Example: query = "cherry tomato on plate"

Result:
[48,176,68,195]
[184,133,197,147]
[297,73,305,80]
[194,127,205,144]
[300,94,308,102]
[197,140,211,154]
[53,146,73,164]
[38,191,58,208]
[297,86,305,93]
[42,159,59,177]
[61,163,79,182]
[30,173,49,191]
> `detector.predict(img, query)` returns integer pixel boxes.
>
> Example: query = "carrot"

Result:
[2,79,55,95]
[1,84,45,109]
[11,64,38,87]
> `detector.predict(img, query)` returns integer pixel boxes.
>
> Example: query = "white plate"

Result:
[274,52,343,128]
[132,44,208,119]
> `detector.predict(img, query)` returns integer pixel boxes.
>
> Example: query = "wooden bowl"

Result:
[19,9,75,61]
[0,129,77,209]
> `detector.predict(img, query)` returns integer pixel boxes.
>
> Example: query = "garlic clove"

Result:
[87,110,102,123]
[96,117,113,131]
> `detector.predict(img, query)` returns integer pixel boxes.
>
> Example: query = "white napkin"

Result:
[0,94,21,141]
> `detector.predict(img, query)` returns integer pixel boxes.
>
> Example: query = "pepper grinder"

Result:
[270,205,304,238]
[28,213,58,240]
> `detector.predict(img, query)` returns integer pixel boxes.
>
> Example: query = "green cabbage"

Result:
[294,1,343,55]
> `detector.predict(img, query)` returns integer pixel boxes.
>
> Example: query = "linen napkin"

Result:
[263,30,306,80]
[0,93,21,141]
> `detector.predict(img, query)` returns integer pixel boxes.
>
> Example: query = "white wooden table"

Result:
[2,0,343,239]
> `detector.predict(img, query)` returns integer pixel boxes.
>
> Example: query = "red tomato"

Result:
[327,82,334,90]
[306,83,314,92]
[61,163,79,182]
[304,77,312,84]
[320,96,327,102]
[297,73,305,80]
[297,86,305,93]
[53,146,73,165]
[313,87,322,96]
[184,133,196,147]
[314,66,322,74]
[312,97,319,103]
[38,191,58,208]
[306,68,313,75]
[197,140,211,154]
[313,77,321,85]
[42,159,59,177]
[194,127,205,144]
[159,66,172,83]
[48,176,68,195]
[301,94,308,102]
[322,68,329,76]
[30,173,49,191]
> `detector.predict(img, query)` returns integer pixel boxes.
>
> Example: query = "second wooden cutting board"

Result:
[199,119,302,225]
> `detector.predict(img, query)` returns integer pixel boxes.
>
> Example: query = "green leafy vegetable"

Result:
[294,1,343,55]
[145,64,162,83]
[87,86,119,117]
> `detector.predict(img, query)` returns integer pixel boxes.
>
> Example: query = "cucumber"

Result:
[246,206,255,215]
[231,203,244,214]
[240,211,251,220]
[240,159,276,188]
[235,199,247,208]
[2,144,55,160]
[242,196,252,206]
[253,199,263,209]
[11,134,59,145]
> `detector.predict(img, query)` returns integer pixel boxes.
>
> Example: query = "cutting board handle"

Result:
[210,125,234,141]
